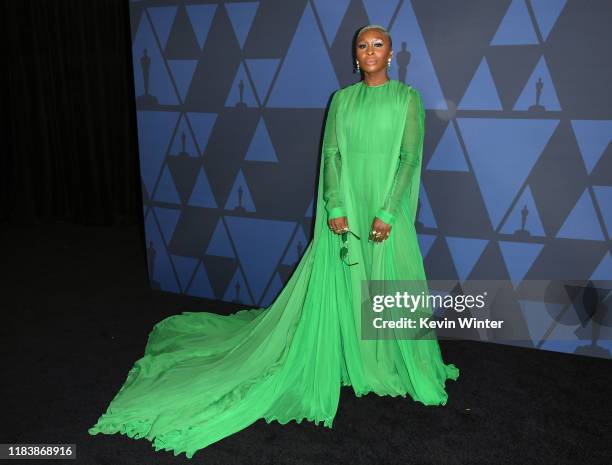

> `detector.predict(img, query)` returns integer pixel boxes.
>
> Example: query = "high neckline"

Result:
[362,79,391,88]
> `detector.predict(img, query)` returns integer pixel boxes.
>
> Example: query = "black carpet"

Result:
[3,223,611,465]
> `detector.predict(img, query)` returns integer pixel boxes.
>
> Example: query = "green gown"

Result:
[88,78,460,458]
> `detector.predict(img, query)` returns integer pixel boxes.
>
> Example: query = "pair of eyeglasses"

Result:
[340,230,361,266]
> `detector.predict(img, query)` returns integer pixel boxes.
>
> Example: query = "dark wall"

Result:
[5,0,141,225]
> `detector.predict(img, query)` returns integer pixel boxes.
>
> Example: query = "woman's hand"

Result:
[328,216,349,234]
[370,217,391,243]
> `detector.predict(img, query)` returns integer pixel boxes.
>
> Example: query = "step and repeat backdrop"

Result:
[128,0,611,359]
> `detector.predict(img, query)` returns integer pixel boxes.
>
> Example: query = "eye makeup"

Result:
[358,38,385,49]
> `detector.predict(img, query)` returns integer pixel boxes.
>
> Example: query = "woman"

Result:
[88,24,459,459]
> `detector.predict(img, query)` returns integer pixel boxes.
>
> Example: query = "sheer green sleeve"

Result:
[376,89,425,226]
[322,91,346,220]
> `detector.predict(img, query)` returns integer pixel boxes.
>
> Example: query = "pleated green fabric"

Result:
[88,79,459,459]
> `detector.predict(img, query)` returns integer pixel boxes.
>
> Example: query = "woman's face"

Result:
[355,29,393,73]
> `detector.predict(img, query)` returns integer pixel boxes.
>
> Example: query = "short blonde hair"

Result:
[356,24,393,49]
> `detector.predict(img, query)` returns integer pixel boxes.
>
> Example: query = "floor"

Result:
[2,222,610,465]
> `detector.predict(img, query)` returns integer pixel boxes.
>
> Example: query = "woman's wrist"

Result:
[375,209,396,226]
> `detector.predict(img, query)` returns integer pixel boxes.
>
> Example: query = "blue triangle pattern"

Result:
[153,206,181,243]
[167,60,198,103]
[244,59,279,103]
[458,117,559,229]
[490,0,538,45]
[245,117,278,162]
[206,219,235,258]
[531,0,567,41]
[224,2,259,49]
[590,252,612,280]
[540,316,592,353]
[188,167,217,208]
[224,170,256,212]
[186,112,217,155]
[225,62,259,107]
[153,165,181,204]
[147,6,178,49]
[498,241,544,285]
[500,186,546,236]
[223,267,254,304]
[417,233,437,258]
[446,236,489,281]
[282,225,307,265]
[362,0,399,28]
[305,197,314,218]
[570,120,612,174]
[556,189,605,241]
[518,299,562,345]
[225,216,296,302]
[185,4,217,49]
[132,15,179,105]
[427,123,468,172]
[136,111,179,195]
[268,3,339,108]
[389,1,447,110]
[458,58,502,110]
[513,56,561,111]
[145,211,180,292]
[170,115,197,157]
[418,184,437,228]
[313,0,350,45]
[261,272,284,307]
[592,186,612,237]
[186,261,216,298]
[171,254,200,292]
